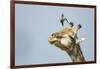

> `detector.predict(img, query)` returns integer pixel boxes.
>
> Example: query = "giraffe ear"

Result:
[76,37,85,44]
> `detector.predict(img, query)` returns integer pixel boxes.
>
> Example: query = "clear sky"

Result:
[15,3,95,65]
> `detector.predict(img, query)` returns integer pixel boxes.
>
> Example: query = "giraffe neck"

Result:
[66,44,85,62]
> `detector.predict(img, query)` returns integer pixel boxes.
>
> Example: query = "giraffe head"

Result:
[48,23,84,51]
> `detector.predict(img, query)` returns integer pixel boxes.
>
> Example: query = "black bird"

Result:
[60,14,69,27]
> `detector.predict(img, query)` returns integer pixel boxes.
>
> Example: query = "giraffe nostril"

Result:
[51,33,54,36]
[52,33,57,37]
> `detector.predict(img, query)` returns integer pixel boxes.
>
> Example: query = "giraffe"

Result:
[48,23,85,62]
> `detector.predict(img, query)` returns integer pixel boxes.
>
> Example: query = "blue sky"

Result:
[15,4,95,65]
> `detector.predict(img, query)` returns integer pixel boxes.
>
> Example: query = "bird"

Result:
[60,14,69,27]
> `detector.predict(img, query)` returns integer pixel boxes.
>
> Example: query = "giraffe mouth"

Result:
[48,36,58,44]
